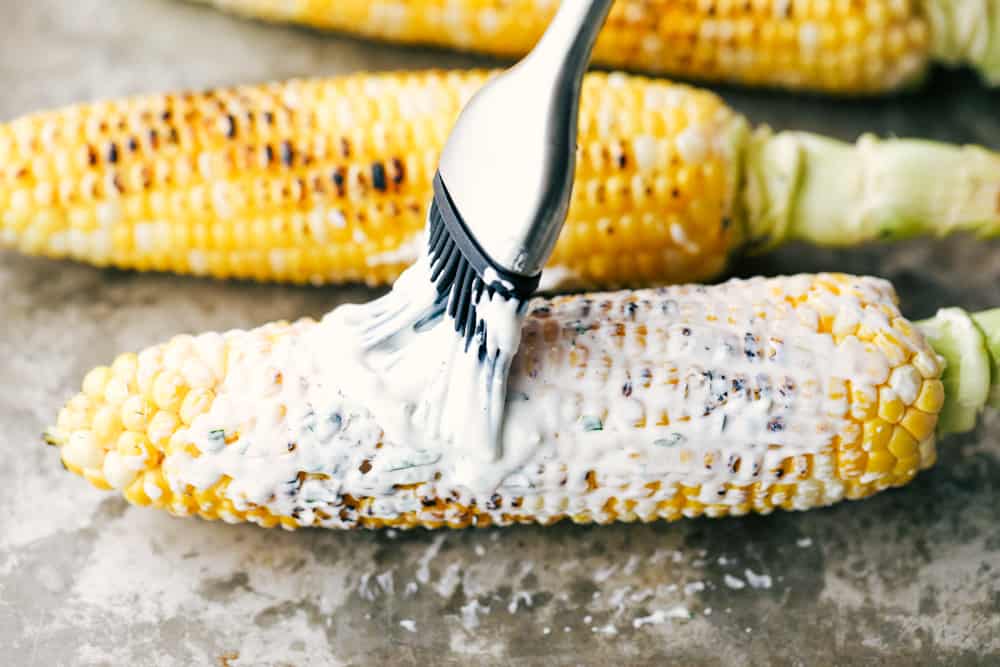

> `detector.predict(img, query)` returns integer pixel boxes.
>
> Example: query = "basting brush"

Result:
[336,1,615,464]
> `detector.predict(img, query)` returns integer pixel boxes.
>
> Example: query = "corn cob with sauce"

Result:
[188,0,1000,94]
[2,71,998,289]
[46,274,1000,530]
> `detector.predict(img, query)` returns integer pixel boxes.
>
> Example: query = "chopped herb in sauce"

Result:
[329,412,343,431]
[653,433,685,448]
[386,450,442,472]
[581,416,604,432]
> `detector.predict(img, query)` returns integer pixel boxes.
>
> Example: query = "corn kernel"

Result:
[887,426,918,460]
[56,406,87,433]
[180,388,215,425]
[123,476,151,506]
[116,431,152,462]
[120,395,154,432]
[111,352,139,385]
[92,405,123,444]
[866,450,896,475]
[147,411,179,449]
[151,371,186,410]
[83,469,113,491]
[82,366,112,399]
[892,455,921,477]
[862,418,893,452]
[877,387,905,424]
[63,430,102,470]
[900,405,938,442]
[103,376,131,407]
[915,379,945,413]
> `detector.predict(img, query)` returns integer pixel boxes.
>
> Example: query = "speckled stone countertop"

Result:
[1,1,998,665]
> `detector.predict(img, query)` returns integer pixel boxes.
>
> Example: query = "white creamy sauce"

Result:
[164,274,910,527]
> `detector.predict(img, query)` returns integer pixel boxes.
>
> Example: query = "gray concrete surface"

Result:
[1,1,999,665]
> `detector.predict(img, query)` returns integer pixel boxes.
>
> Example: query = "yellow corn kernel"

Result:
[123,476,151,506]
[83,469,113,491]
[887,427,919,460]
[103,376,131,407]
[877,387,905,424]
[151,371,185,411]
[915,379,945,413]
[866,450,897,475]
[116,431,152,461]
[180,388,215,425]
[862,418,893,452]
[900,407,938,442]
[55,406,87,434]
[146,411,179,450]
[82,366,111,400]
[111,352,139,386]
[120,395,155,432]
[92,405,124,444]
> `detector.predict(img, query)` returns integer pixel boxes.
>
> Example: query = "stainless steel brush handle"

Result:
[436,0,614,278]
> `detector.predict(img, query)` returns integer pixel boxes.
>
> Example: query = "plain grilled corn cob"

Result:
[2,71,998,288]
[45,274,1000,530]
[189,0,1000,93]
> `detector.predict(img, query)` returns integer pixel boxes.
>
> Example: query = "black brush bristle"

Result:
[427,173,542,357]
[427,197,487,353]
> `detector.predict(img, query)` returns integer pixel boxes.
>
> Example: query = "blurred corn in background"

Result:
[2,70,998,288]
[189,0,1000,94]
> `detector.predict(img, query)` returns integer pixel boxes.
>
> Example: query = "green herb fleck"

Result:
[581,416,603,432]
[654,433,684,447]
[208,429,226,444]
[387,450,442,472]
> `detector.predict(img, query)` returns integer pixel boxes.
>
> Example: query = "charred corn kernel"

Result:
[47,273,962,531]
[190,0,1000,93]
[4,71,998,289]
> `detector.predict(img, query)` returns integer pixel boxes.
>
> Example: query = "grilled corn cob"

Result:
[189,0,1000,93]
[2,71,998,288]
[45,274,1000,530]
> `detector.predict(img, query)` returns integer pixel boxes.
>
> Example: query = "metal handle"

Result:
[525,0,614,87]
[435,0,614,277]
[502,0,614,276]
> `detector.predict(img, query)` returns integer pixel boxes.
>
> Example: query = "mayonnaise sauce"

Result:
[165,274,915,527]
